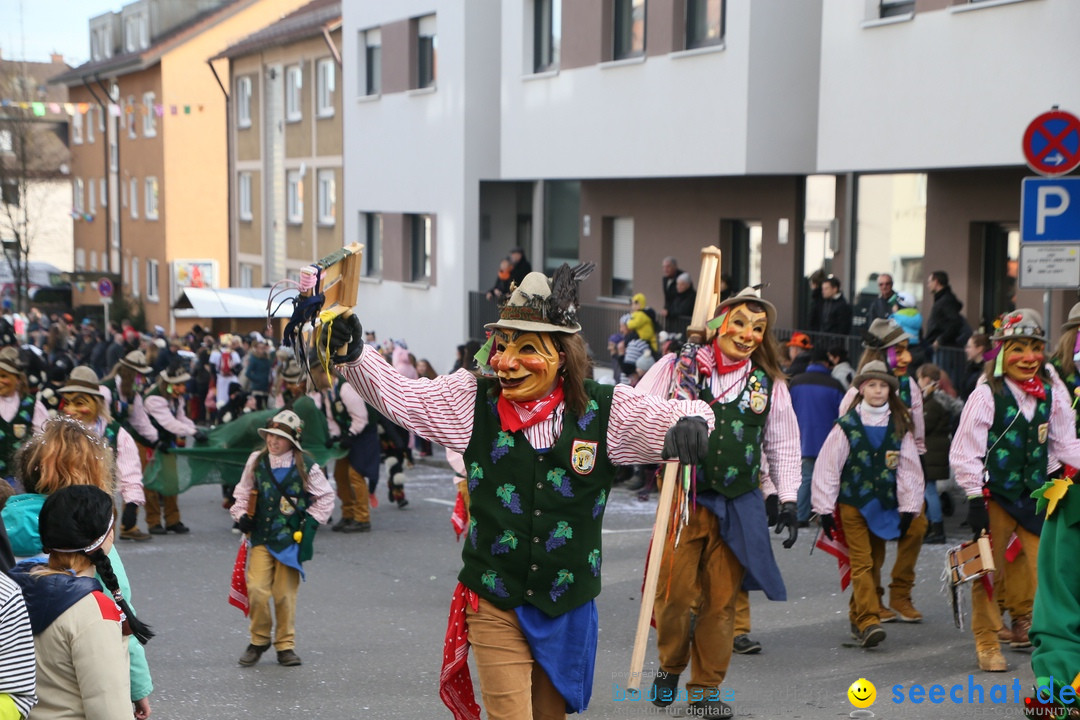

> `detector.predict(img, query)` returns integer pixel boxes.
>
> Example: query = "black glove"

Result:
[237,515,255,534]
[155,440,170,454]
[193,429,209,443]
[773,501,799,549]
[327,313,363,365]
[819,513,836,541]
[339,437,353,450]
[765,494,780,527]
[898,512,915,539]
[661,416,709,466]
[325,437,336,449]
[967,497,989,539]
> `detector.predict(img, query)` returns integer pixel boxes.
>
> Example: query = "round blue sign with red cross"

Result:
[1023,109,1080,176]
[97,278,113,298]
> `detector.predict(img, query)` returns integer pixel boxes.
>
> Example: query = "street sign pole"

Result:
[103,296,111,331]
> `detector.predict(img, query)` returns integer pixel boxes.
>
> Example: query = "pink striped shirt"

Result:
[811,403,923,514]
[338,346,713,463]
[637,354,802,502]
[144,394,196,437]
[949,367,1080,497]
[92,419,145,506]
[230,450,335,524]
[840,378,926,454]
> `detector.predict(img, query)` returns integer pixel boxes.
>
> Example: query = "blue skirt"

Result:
[696,488,787,601]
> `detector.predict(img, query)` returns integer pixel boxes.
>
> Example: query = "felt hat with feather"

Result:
[486,263,597,335]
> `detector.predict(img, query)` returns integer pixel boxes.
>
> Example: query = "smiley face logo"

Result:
[847,678,876,709]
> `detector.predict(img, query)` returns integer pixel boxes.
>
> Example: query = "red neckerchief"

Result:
[711,339,750,376]
[1014,377,1046,400]
[496,382,565,433]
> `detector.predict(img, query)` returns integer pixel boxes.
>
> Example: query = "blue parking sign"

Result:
[1021,177,1080,242]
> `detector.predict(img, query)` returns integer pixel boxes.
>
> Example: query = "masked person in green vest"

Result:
[0,347,35,488]
[324,264,713,720]
[635,287,802,717]
[53,366,148,536]
[1029,303,1080,713]
[951,308,1080,674]
[142,361,201,535]
[839,318,928,624]
[230,410,334,668]
[812,360,922,649]
[101,350,158,541]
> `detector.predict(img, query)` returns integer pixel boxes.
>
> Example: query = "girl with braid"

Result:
[8,484,154,720]
[0,418,154,719]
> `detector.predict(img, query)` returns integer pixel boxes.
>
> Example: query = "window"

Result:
[124,14,147,52]
[1,180,18,207]
[363,28,381,96]
[88,180,96,215]
[100,177,107,207]
[129,177,138,218]
[89,251,97,272]
[285,65,302,122]
[610,217,634,296]
[317,170,335,225]
[74,178,84,213]
[130,256,139,296]
[316,59,335,117]
[144,177,158,220]
[533,0,560,72]
[286,170,302,224]
[142,92,156,137]
[239,264,254,288]
[75,248,85,270]
[238,172,252,221]
[686,0,723,49]
[879,0,915,18]
[0,130,11,153]
[126,96,136,139]
[91,25,111,61]
[409,214,432,282]
[237,76,252,128]
[415,15,437,89]
[613,0,646,60]
[146,259,159,300]
[98,103,105,132]
[86,107,94,143]
[362,212,382,277]
[72,110,83,144]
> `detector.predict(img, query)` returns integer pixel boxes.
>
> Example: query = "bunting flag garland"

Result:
[0,98,208,118]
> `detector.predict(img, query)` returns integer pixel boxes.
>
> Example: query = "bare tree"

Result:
[0,61,70,313]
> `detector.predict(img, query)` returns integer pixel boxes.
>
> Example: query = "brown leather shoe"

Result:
[238,643,270,667]
[277,649,302,666]
[977,648,1007,672]
[998,624,1012,643]
[1010,615,1032,648]
[120,527,152,542]
[890,597,923,623]
[878,607,897,623]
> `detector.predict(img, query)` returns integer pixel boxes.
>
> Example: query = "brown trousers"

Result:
[247,545,301,650]
[838,504,886,631]
[465,598,565,720]
[971,499,1039,652]
[334,459,371,523]
[886,507,928,605]
[654,504,744,694]
[734,590,751,636]
[144,491,180,527]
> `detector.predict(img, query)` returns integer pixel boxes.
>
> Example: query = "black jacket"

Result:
[925,286,964,347]
[820,295,853,335]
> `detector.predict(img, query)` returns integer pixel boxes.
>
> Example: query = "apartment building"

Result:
[343,0,1080,363]
[213,0,343,290]
[0,52,73,305]
[54,0,312,332]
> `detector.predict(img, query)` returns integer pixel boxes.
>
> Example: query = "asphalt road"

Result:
[119,458,1035,720]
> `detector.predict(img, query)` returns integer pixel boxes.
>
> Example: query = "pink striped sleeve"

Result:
[115,429,145,506]
[606,385,713,466]
[896,434,924,513]
[949,384,994,497]
[909,382,926,454]
[762,381,802,503]
[304,463,336,524]
[839,387,856,415]
[229,452,262,521]
[1046,365,1080,469]
[338,345,477,453]
[634,354,677,397]
[758,455,777,497]
[811,425,848,515]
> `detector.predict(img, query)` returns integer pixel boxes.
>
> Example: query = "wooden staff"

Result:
[627,246,722,692]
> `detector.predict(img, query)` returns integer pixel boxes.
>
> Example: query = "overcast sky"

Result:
[0,0,120,67]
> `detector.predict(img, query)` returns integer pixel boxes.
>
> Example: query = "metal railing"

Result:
[467,292,968,382]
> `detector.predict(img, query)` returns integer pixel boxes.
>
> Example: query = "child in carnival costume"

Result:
[635,287,803,717]
[1029,303,1080,715]
[950,309,1080,674]
[230,410,334,668]
[812,360,922,649]
[325,264,714,720]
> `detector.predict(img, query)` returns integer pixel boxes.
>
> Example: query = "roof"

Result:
[173,287,297,319]
[211,0,340,61]
[50,0,247,86]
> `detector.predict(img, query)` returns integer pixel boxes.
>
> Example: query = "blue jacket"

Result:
[1,492,153,701]
[789,364,845,458]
